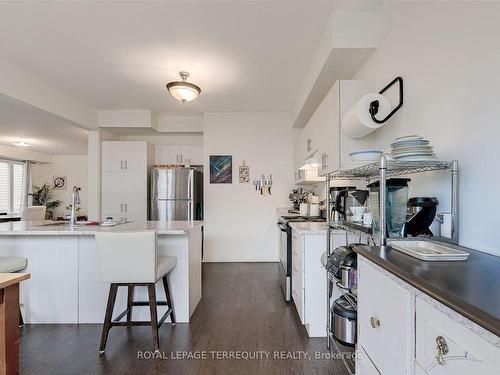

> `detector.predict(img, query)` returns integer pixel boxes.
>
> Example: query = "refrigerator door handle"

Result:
[188,200,193,222]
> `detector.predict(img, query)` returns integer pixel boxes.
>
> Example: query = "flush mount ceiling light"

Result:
[12,141,32,147]
[166,71,201,103]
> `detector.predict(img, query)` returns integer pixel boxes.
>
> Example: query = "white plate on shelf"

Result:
[394,135,424,141]
[349,149,383,162]
[392,155,438,161]
[391,139,430,148]
[391,148,434,156]
[393,151,435,157]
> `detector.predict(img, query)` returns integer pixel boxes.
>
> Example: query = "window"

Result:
[0,160,25,214]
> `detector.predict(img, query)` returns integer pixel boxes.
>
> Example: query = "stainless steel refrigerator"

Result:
[150,168,203,221]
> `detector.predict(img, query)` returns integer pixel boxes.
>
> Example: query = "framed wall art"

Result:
[52,176,67,190]
[209,155,232,184]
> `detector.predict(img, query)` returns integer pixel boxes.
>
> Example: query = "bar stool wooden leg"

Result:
[99,284,118,353]
[147,284,159,350]
[162,275,176,325]
[126,286,134,322]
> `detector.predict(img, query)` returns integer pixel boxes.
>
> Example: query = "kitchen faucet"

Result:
[69,186,81,226]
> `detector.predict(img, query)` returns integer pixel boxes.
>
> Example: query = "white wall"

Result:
[203,112,296,262]
[32,155,88,218]
[351,2,500,255]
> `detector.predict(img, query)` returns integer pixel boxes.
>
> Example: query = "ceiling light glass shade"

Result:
[166,72,201,103]
[12,141,31,147]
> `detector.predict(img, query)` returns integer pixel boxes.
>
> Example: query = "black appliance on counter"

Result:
[327,245,360,347]
[278,215,326,302]
[405,197,439,237]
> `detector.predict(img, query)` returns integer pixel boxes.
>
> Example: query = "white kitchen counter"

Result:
[0,220,203,236]
[0,220,203,324]
[276,207,300,217]
[289,222,345,235]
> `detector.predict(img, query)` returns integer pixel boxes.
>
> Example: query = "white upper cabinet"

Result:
[294,80,375,177]
[102,141,148,172]
[101,141,151,221]
[122,141,148,171]
[155,144,203,165]
[317,81,340,176]
[179,144,203,165]
[156,145,180,164]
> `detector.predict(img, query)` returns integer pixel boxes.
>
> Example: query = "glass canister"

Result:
[367,178,411,238]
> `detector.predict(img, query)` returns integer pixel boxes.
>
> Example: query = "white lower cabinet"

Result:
[356,346,381,375]
[357,256,500,375]
[291,230,305,324]
[291,229,360,337]
[358,258,414,375]
[415,297,500,374]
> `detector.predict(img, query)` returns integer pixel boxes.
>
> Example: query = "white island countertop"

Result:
[0,220,204,236]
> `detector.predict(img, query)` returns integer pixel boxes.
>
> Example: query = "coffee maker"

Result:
[329,187,355,221]
[404,197,439,237]
[334,188,369,222]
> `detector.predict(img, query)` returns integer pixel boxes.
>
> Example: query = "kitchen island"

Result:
[0,220,203,324]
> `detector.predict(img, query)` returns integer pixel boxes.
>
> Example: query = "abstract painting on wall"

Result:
[209,155,232,184]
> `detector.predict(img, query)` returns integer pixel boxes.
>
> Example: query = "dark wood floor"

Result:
[20,263,352,375]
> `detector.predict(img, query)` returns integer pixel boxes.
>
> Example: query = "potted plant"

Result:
[31,183,63,220]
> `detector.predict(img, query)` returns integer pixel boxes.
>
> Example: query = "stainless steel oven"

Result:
[277,215,326,303]
[277,220,290,302]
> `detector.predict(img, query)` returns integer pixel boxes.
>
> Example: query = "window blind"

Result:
[13,163,24,214]
[0,162,8,212]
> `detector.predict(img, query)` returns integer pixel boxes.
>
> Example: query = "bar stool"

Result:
[0,256,28,326]
[95,231,176,353]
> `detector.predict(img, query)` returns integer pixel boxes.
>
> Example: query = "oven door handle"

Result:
[277,223,287,232]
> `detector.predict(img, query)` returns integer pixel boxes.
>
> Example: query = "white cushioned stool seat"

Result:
[95,230,177,352]
[0,256,27,273]
[157,256,177,281]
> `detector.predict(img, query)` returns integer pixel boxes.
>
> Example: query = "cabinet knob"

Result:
[370,317,380,328]
[435,336,449,365]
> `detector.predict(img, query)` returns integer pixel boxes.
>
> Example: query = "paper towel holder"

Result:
[369,76,404,124]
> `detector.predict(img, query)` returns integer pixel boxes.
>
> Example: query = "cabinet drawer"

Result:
[415,297,500,374]
[358,258,413,374]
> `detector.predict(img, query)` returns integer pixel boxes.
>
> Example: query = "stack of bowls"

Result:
[390,135,437,161]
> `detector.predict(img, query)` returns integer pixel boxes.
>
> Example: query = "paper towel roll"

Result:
[342,93,393,139]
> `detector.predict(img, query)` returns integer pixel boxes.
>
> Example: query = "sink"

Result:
[389,240,469,261]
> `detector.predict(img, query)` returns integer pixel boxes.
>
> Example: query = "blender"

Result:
[367,178,411,238]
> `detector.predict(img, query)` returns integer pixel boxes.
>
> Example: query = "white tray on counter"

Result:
[390,240,469,261]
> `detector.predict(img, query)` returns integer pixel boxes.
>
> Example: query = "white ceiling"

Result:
[0,1,336,114]
[0,94,88,154]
